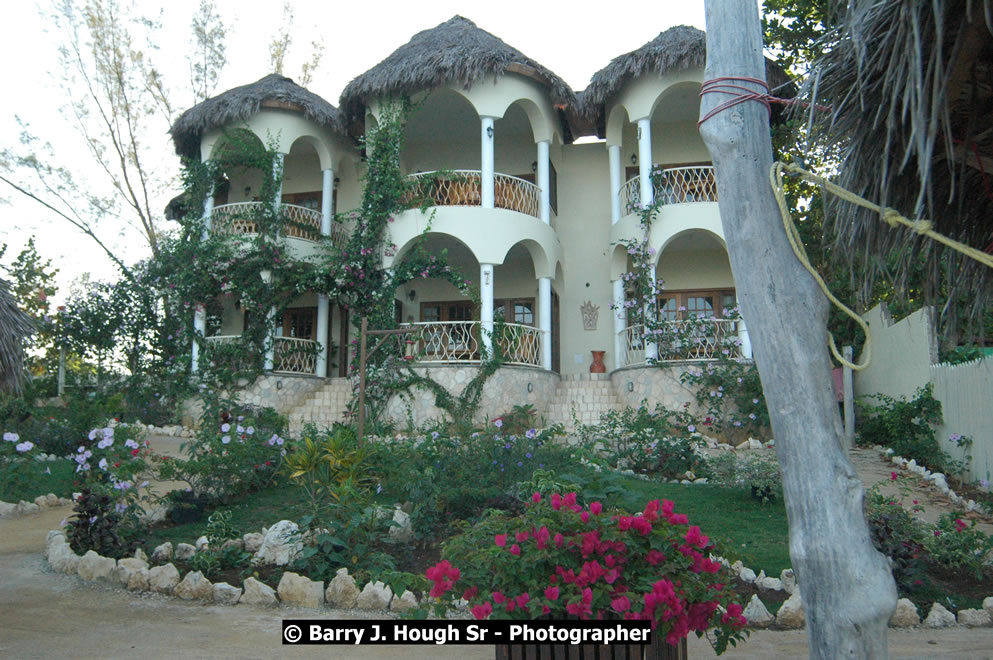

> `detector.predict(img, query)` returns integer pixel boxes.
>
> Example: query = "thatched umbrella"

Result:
[801,1,993,341]
[170,74,344,160]
[0,278,34,395]
[339,16,579,137]
[582,25,792,135]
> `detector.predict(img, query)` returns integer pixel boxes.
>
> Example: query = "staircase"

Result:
[287,378,353,432]
[545,373,622,433]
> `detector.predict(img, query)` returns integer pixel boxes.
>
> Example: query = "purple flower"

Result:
[97,437,113,449]
[687,425,696,433]
[15,440,34,453]
[221,423,231,433]
[525,428,536,439]
[221,435,231,444]
[2,431,17,442]
[494,419,504,429]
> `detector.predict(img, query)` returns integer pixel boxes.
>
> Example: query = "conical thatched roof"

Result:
[582,25,793,130]
[339,16,578,125]
[0,278,34,394]
[801,1,993,333]
[170,74,343,160]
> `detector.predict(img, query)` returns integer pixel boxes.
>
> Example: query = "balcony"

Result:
[211,202,348,247]
[400,321,543,367]
[404,170,540,219]
[619,166,717,214]
[617,318,743,368]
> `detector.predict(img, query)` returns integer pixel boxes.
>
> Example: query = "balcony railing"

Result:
[404,170,541,219]
[211,202,347,246]
[273,336,319,375]
[400,321,543,367]
[620,166,717,214]
[618,318,742,367]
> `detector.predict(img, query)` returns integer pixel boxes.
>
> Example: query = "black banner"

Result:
[281,619,652,646]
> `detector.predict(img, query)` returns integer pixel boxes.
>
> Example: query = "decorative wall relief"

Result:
[581,301,599,331]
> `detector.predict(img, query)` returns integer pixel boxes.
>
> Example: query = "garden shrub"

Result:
[66,488,138,558]
[679,352,770,445]
[864,491,929,595]
[428,493,748,654]
[190,510,251,578]
[577,403,708,479]
[925,513,993,580]
[154,395,289,503]
[856,384,963,473]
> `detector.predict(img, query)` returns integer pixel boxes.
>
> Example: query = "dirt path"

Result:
[2,436,992,658]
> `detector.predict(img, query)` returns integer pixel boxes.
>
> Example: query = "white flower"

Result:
[87,429,98,441]
[98,458,108,470]
[102,427,114,439]
[124,439,139,449]
[221,423,231,433]
[97,437,113,449]
[15,440,34,453]
[246,426,255,435]
[221,435,231,444]
[4,431,19,442]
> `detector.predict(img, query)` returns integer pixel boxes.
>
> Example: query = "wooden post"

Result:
[699,2,896,656]
[843,345,855,448]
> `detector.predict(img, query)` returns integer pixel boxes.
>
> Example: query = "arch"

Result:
[504,96,554,144]
[499,238,547,280]
[648,80,704,124]
[609,242,632,281]
[605,104,630,148]
[390,231,477,270]
[288,134,334,172]
[203,126,267,163]
[655,228,728,269]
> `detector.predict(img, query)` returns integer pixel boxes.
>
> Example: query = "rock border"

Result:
[0,492,73,520]
[876,445,993,520]
[43,522,993,630]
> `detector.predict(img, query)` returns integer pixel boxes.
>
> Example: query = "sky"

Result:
[0,0,720,300]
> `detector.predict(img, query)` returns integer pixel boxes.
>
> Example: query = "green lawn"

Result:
[0,459,76,503]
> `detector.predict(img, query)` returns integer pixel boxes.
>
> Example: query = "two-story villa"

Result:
[169,18,781,430]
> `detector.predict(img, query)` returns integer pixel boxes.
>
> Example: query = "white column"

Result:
[644,265,658,362]
[480,263,495,354]
[316,295,329,377]
[261,269,275,371]
[736,293,753,359]
[613,279,626,370]
[321,167,334,236]
[192,191,214,374]
[538,277,552,370]
[480,116,495,209]
[191,304,206,374]
[608,144,622,224]
[637,118,653,208]
[536,140,550,224]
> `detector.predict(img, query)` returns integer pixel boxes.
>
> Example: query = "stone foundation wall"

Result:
[610,364,707,416]
[381,365,560,428]
[181,375,326,428]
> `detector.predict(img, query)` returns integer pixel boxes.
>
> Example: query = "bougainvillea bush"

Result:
[426,493,748,654]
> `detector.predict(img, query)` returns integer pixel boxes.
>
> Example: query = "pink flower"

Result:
[532,492,541,504]
[515,593,530,608]
[581,511,590,523]
[510,544,521,556]
[472,602,493,620]
[492,591,506,604]
[590,501,602,515]
[516,530,530,543]
[612,596,631,612]
[551,493,562,510]
[494,533,507,547]
[890,471,898,481]
[544,586,559,601]
[462,586,478,600]
[554,533,564,548]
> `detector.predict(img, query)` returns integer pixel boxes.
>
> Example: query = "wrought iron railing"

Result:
[211,202,346,246]
[620,166,718,213]
[404,170,541,218]
[273,336,319,375]
[618,318,742,367]
[400,321,543,367]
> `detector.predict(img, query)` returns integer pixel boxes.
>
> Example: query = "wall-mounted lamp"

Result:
[244,186,252,196]
[527,382,534,393]
[234,299,241,311]
[407,289,416,302]
[276,380,283,390]
[486,126,494,139]
[531,161,538,173]
[333,177,340,189]
[630,154,638,165]
[627,381,634,393]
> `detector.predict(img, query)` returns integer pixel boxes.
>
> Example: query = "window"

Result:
[282,190,335,214]
[280,307,316,339]
[493,298,535,326]
[656,290,736,321]
[419,301,473,322]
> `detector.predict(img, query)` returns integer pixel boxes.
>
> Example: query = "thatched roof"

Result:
[582,25,793,131]
[339,16,578,128]
[170,74,344,160]
[801,1,993,335]
[0,278,34,394]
